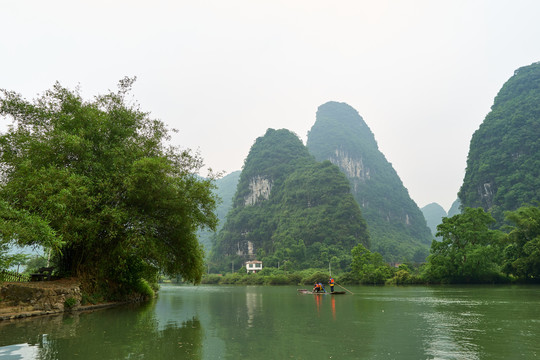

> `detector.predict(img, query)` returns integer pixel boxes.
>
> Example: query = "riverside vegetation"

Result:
[0,78,218,301]
[203,204,540,285]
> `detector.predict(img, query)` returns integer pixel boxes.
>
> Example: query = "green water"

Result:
[1,285,539,359]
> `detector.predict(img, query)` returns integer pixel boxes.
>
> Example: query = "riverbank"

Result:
[0,278,121,321]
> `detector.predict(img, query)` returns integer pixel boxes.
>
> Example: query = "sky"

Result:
[2,1,540,212]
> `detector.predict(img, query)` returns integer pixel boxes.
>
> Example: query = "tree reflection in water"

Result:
[0,302,203,360]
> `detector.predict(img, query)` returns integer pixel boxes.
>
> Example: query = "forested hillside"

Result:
[211,128,370,272]
[307,101,432,262]
[420,203,447,238]
[459,61,540,223]
[198,171,240,251]
[447,199,461,217]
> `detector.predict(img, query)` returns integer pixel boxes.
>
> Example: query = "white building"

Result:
[245,260,263,273]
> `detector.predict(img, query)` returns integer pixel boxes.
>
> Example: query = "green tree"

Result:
[8,253,30,273]
[0,200,62,254]
[350,244,392,284]
[423,207,503,283]
[23,255,48,274]
[502,205,540,281]
[0,78,218,293]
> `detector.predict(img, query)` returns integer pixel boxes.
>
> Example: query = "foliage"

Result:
[502,206,540,281]
[81,292,105,305]
[134,278,155,299]
[459,62,540,224]
[350,244,393,284]
[0,79,218,295]
[0,243,7,269]
[22,255,48,274]
[6,253,30,273]
[200,268,333,286]
[422,207,504,283]
[386,264,424,285]
[211,128,369,272]
[301,270,331,285]
[306,101,432,262]
[64,296,77,309]
[0,200,62,255]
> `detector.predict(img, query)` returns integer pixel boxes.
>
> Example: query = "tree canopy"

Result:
[423,207,504,283]
[502,205,540,281]
[0,78,218,291]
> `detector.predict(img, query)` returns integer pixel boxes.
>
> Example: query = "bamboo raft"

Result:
[297,289,346,295]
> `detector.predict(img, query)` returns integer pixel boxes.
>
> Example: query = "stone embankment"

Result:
[0,278,117,320]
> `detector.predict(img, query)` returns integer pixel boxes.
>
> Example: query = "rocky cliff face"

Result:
[329,148,370,195]
[307,101,432,262]
[331,149,370,180]
[244,176,272,205]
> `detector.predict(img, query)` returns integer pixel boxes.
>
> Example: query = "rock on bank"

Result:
[1,278,88,320]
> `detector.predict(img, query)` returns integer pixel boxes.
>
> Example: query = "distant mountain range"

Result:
[420,203,447,238]
[421,199,461,238]
[204,60,540,268]
[197,170,240,251]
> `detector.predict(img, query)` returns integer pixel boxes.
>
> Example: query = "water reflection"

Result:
[245,288,262,328]
[0,343,39,359]
[1,285,539,360]
[0,301,203,360]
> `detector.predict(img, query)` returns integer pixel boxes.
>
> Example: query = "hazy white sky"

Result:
[2,1,540,211]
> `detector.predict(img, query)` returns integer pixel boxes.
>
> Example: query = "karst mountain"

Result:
[459,61,540,224]
[306,101,432,262]
[211,128,370,271]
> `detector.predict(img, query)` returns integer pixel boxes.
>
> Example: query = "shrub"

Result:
[201,274,222,284]
[265,275,289,285]
[135,278,155,299]
[287,273,302,285]
[302,271,330,285]
[64,297,77,309]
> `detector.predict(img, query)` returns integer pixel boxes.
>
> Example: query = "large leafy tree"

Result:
[350,244,392,284]
[423,207,504,283]
[0,78,218,289]
[502,205,540,281]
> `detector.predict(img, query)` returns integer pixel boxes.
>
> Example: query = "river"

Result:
[0,284,539,359]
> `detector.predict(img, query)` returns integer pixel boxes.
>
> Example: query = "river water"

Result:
[0,284,539,359]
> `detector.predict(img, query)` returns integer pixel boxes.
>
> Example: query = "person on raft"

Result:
[313,282,326,293]
[329,277,335,293]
